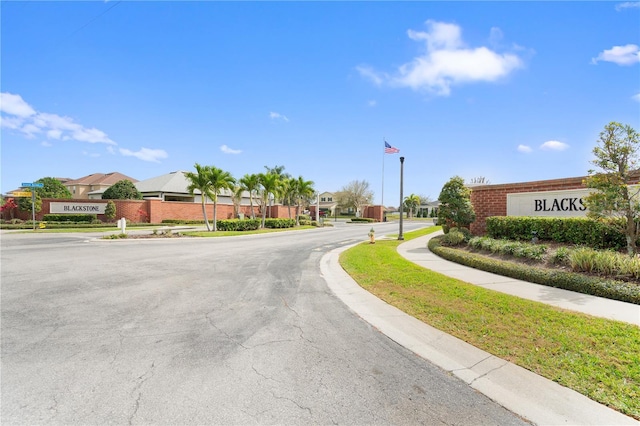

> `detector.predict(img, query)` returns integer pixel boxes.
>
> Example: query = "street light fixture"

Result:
[398,156,405,241]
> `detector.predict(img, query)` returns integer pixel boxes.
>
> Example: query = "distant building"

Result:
[64,172,138,200]
[135,170,252,204]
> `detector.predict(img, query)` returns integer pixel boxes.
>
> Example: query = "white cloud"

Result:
[592,44,640,66]
[107,145,116,154]
[540,140,569,151]
[615,2,640,11]
[0,115,24,130]
[1,92,116,145]
[119,147,168,163]
[269,111,289,122]
[0,92,36,117]
[21,123,41,138]
[356,66,385,86]
[47,129,62,139]
[368,100,377,107]
[633,93,640,102]
[41,140,53,147]
[83,151,100,158]
[517,144,533,153]
[220,144,242,154]
[358,20,524,96]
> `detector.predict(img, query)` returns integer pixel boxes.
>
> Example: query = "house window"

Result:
[327,197,332,202]
[321,197,326,202]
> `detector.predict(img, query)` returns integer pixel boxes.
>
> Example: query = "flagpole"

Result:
[381,137,385,207]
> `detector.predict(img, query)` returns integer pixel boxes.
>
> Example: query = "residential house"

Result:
[64,172,139,200]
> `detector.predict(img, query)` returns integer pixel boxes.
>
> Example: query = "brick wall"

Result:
[13,199,290,223]
[470,173,640,235]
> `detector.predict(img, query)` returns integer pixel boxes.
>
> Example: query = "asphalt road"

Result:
[1,223,530,425]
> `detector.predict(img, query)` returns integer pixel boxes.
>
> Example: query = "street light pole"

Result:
[398,156,405,241]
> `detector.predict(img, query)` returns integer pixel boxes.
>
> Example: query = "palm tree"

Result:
[209,167,236,231]
[231,184,244,218]
[293,176,315,226]
[281,177,297,219]
[184,163,214,231]
[404,193,421,219]
[258,172,280,228]
[239,173,260,219]
[264,165,290,203]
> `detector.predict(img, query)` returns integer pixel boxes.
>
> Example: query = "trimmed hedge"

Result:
[486,216,627,250]
[264,218,296,229]
[43,214,97,223]
[428,236,640,305]
[215,219,261,231]
[161,219,206,225]
[349,217,376,223]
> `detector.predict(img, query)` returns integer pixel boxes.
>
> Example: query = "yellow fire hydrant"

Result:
[368,227,375,244]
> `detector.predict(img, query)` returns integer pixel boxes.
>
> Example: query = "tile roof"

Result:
[135,171,195,194]
[65,172,138,186]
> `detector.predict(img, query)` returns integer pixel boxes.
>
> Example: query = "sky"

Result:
[1,1,639,207]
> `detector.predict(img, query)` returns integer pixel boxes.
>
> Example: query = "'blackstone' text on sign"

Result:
[50,202,107,214]
[507,189,591,217]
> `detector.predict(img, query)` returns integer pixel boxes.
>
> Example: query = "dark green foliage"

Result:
[486,216,626,250]
[264,218,296,228]
[440,229,466,246]
[105,201,116,220]
[102,180,143,200]
[429,236,640,305]
[349,217,376,223]
[43,214,97,223]
[438,176,476,230]
[215,219,261,231]
[161,219,206,224]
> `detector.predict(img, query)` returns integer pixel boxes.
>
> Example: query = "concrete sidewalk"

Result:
[320,234,639,426]
[398,231,640,327]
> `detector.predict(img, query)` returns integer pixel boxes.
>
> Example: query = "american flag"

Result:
[384,141,400,154]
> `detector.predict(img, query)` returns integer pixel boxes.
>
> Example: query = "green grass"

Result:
[340,227,640,420]
[10,225,165,234]
[183,225,316,237]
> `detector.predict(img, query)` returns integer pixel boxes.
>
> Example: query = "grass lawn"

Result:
[339,227,640,420]
[9,225,162,233]
[183,225,317,237]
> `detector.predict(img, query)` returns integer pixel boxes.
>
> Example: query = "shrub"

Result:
[486,216,626,250]
[216,219,261,231]
[550,247,570,265]
[440,229,466,246]
[264,218,295,229]
[429,236,640,304]
[43,214,97,223]
[349,217,376,223]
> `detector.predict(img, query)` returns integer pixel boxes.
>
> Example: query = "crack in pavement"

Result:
[127,360,156,425]
[205,311,249,350]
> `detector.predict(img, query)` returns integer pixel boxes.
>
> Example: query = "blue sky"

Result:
[1,1,639,206]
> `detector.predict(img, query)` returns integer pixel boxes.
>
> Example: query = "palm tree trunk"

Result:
[201,198,211,231]
[213,201,218,232]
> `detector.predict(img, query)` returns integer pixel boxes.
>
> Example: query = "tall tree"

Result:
[208,166,236,231]
[239,173,260,219]
[264,165,289,203]
[281,177,296,219]
[18,177,72,211]
[185,164,215,231]
[231,184,244,218]
[102,180,143,200]
[293,176,315,226]
[583,122,640,255]
[258,172,280,228]
[335,180,373,217]
[404,193,421,219]
[437,176,476,231]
